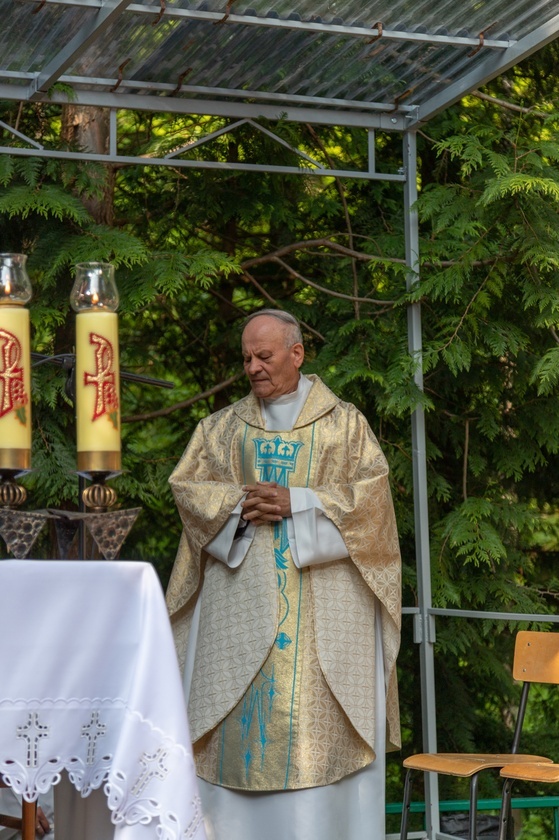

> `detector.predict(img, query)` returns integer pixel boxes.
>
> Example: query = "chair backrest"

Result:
[513,630,559,684]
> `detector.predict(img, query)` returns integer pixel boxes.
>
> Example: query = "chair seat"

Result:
[403,753,553,777]
[500,762,559,783]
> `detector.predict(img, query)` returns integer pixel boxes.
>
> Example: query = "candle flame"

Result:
[4,281,10,295]
[92,292,99,305]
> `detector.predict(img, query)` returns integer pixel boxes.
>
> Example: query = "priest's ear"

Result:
[291,342,304,369]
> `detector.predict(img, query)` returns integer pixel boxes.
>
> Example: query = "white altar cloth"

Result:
[0,560,206,840]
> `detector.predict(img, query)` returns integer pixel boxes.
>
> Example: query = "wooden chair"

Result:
[400,630,559,840]
[499,758,559,836]
[0,780,37,840]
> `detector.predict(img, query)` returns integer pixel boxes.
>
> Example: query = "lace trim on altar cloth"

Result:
[107,773,204,839]
[1,758,204,840]
[0,702,205,840]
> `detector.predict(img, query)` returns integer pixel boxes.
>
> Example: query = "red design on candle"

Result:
[0,327,28,424]
[84,332,119,428]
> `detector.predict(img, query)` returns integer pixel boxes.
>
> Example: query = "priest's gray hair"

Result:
[243,309,303,347]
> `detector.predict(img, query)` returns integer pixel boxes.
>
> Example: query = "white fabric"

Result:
[0,560,206,840]
[204,501,250,569]
[182,377,386,840]
[195,607,386,840]
[288,488,349,568]
[260,373,313,430]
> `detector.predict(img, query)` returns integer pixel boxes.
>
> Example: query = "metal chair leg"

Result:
[468,773,479,840]
[400,769,414,840]
[497,778,515,840]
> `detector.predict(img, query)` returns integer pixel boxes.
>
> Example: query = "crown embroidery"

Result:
[253,436,304,487]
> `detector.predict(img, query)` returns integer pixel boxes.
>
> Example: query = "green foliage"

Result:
[531,347,559,394]
[4,56,559,812]
[0,184,90,221]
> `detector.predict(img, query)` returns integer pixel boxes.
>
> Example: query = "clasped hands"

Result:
[241,481,291,527]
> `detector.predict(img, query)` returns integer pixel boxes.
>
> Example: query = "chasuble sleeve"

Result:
[308,402,402,750]
[166,416,246,617]
[310,403,401,628]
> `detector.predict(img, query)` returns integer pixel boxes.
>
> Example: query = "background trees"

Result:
[2,41,559,834]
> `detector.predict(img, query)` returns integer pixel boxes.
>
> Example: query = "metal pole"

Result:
[78,474,87,559]
[403,130,440,838]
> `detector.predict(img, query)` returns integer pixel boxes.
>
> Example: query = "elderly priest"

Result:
[167,309,402,840]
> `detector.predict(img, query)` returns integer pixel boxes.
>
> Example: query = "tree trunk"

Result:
[61,105,115,225]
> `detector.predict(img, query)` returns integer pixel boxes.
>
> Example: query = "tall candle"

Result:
[75,310,121,472]
[0,254,32,472]
[71,263,121,474]
[0,307,31,469]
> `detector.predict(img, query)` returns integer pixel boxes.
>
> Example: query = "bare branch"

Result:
[242,270,326,341]
[241,236,509,271]
[122,372,244,423]
[471,90,547,117]
[306,124,360,318]
[463,418,470,502]
[272,256,396,306]
[242,269,283,308]
[241,237,406,269]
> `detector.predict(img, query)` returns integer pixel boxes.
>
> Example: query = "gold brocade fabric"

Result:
[194,427,374,790]
[167,375,402,790]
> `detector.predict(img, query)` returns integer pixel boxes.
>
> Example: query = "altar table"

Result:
[0,560,206,840]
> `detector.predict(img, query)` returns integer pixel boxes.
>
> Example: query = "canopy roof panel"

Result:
[1,0,559,129]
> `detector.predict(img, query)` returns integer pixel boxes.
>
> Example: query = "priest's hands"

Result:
[36,806,51,836]
[241,481,291,526]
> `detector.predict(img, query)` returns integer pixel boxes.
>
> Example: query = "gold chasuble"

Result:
[196,426,373,790]
[167,375,402,793]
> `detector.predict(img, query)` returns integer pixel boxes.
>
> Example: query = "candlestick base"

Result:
[82,483,117,511]
[0,469,30,509]
[79,471,122,512]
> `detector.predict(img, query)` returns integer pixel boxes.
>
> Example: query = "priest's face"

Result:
[242,316,304,399]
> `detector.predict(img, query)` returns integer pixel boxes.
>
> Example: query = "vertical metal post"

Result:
[109,109,117,158]
[403,130,440,838]
[78,474,87,559]
[368,128,376,175]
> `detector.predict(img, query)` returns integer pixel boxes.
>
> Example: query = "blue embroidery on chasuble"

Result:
[217,425,315,791]
[253,435,304,486]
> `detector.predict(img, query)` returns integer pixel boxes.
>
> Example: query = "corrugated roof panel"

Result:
[0,0,558,128]
[43,12,470,102]
[1,3,95,72]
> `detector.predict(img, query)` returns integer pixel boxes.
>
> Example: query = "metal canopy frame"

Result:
[2,2,559,838]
